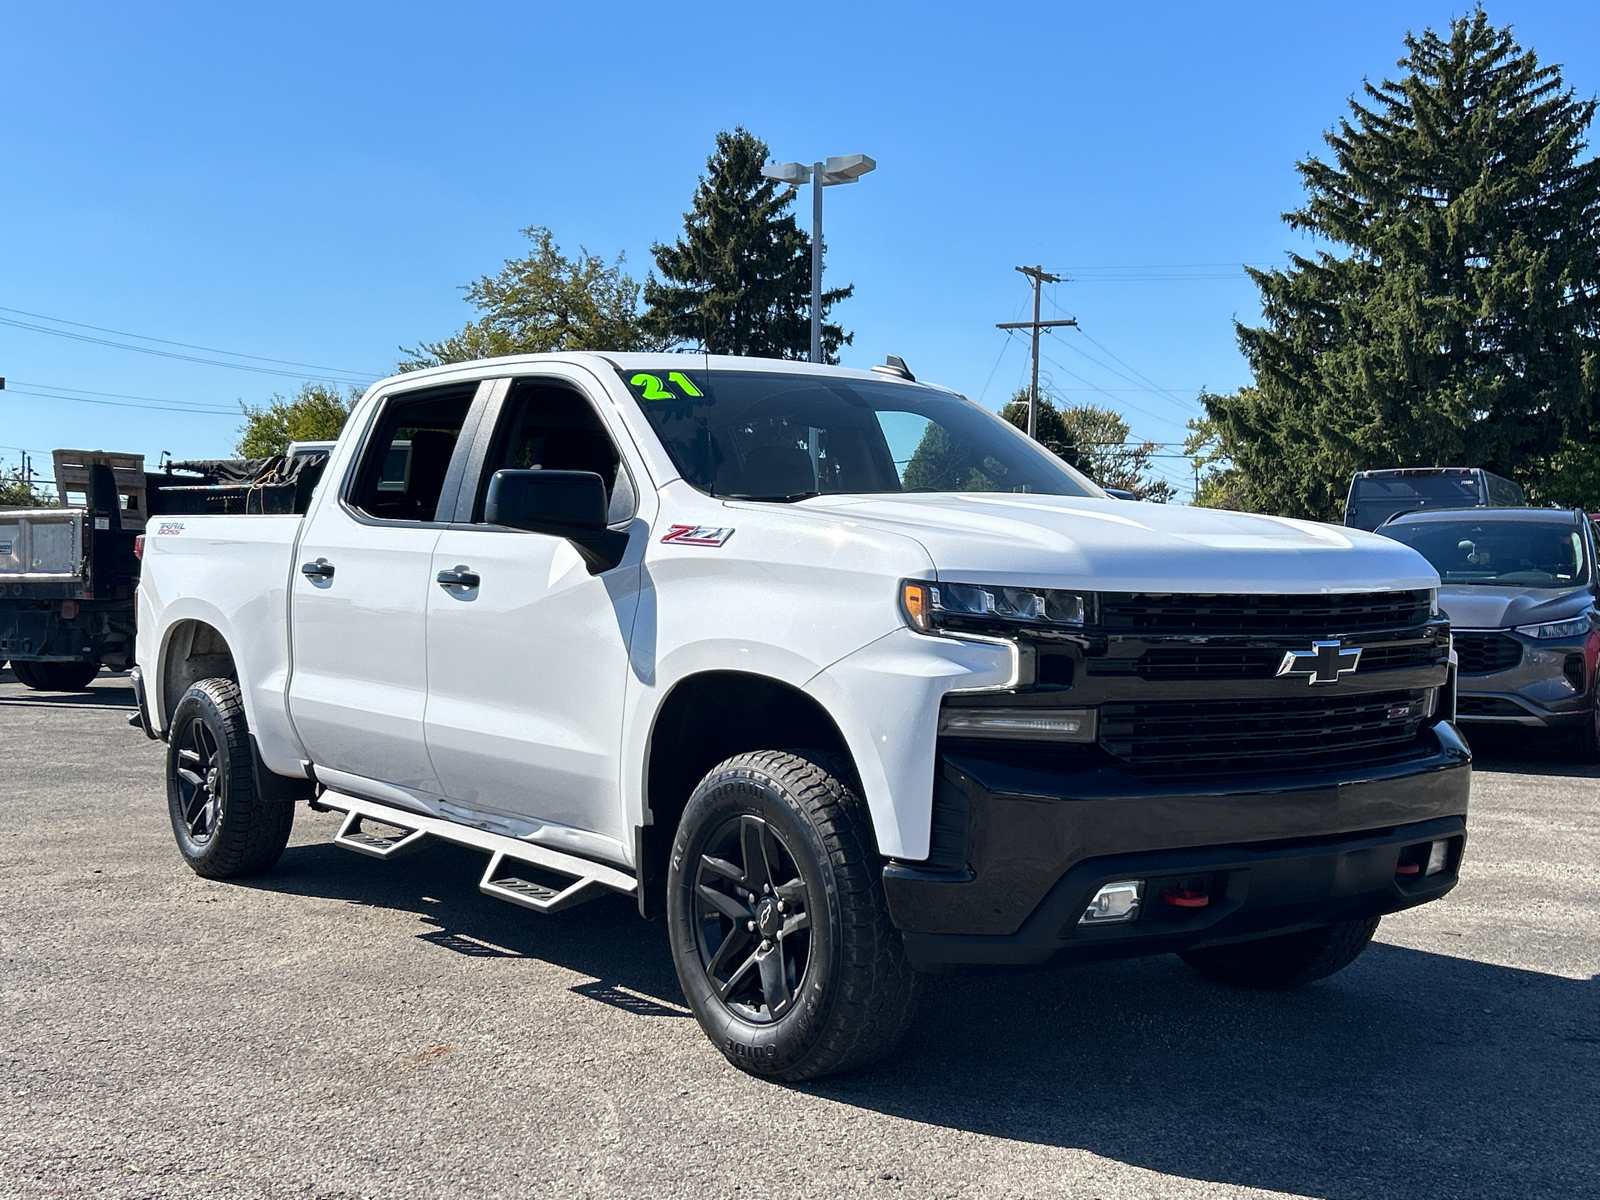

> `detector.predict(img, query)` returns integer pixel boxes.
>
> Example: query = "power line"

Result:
[1071,328,1204,411]
[9,379,240,410]
[2,387,240,416]
[996,266,1076,438]
[0,303,377,376]
[0,305,378,382]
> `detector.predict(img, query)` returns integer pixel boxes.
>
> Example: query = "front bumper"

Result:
[1455,629,1597,728]
[884,721,1471,971]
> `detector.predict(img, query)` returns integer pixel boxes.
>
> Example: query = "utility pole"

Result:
[996,266,1076,438]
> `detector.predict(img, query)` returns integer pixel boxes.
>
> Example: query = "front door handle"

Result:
[300,558,335,580]
[436,567,480,589]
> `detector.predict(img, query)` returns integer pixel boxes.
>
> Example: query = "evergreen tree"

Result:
[1202,10,1600,520]
[644,128,853,360]
[401,227,653,370]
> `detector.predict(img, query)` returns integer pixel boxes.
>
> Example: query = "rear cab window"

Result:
[347,384,477,522]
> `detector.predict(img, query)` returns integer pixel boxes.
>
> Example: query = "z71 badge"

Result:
[660,524,734,547]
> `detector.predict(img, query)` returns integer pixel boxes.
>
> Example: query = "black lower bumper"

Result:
[885,722,1472,972]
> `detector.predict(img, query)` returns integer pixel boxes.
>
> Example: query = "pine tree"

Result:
[644,128,853,360]
[1202,10,1600,519]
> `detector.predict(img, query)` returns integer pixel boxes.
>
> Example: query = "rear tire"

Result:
[165,678,294,879]
[1179,916,1381,988]
[12,659,101,691]
[667,750,919,1082]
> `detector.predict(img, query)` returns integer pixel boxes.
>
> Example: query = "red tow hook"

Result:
[1395,862,1421,876]
[1162,887,1210,908]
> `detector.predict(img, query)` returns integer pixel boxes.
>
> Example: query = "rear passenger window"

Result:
[349,385,475,522]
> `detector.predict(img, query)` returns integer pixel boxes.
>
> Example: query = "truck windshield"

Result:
[1379,518,1591,588]
[618,367,1097,500]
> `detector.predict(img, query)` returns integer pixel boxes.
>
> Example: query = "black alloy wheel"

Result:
[173,715,225,849]
[691,814,813,1023]
[667,750,919,1082]
[164,678,293,878]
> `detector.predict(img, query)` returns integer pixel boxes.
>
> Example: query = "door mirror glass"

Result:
[484,470,607,542]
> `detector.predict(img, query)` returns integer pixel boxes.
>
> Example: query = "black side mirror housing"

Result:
[485,470,608,541]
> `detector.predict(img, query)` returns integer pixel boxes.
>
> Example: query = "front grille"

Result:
[1099,689,1430,777]
[1098,590,1432,636]
[1087,641,1442,681]
[1354,643,1446,671]
[1454,633,1523,676]
[1457,695,1529,717]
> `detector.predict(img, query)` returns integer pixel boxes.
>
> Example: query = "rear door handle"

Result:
[300,558,335,579]
[436,567,480,589]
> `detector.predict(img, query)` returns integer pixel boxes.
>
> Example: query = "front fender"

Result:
[804,627,1018,860]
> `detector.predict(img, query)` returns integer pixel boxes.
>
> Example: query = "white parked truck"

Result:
[133,353,1471,1080]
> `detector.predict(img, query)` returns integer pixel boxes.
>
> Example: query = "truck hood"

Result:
[1437,584,1596,630]
[794,493,1439,594]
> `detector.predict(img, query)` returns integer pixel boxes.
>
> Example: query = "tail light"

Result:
[134,534,145,559]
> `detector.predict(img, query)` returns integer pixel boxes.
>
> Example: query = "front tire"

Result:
[165,678,293,879]
[12,659,100,691]
[667,750,919,1082]
[1179,916,1381,988]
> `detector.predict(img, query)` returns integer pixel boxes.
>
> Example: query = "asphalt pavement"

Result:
[1,669,1596,1200]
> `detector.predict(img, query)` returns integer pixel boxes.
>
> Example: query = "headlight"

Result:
[901,580,1086,633]
[1513,615,1593,639]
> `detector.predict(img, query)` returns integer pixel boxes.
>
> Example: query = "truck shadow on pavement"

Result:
[254,837,1599,1200]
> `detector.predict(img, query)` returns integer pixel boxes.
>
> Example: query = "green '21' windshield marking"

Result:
[629,371,704,401]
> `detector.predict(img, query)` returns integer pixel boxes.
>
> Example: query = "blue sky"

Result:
[3,2,1597,499]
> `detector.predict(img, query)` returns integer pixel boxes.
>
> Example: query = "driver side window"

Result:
[474,379,636,525]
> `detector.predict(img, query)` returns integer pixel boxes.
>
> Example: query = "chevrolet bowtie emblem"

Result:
[1276,639,1362,685]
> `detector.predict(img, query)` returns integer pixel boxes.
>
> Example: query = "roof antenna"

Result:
[871,355,915,381]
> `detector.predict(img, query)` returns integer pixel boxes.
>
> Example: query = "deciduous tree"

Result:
[236,383,358,457]
[1000,390,1175,501]
[402,227,653,370]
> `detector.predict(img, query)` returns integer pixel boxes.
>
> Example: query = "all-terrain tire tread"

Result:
[682,749,920,1082]
[171,678,293,879]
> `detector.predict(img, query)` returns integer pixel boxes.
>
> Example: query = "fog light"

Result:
[939,707,1097,742]
[1079,879,1143,925]
[1425,840,1449,876]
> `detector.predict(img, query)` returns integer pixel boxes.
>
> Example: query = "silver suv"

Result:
[1379,507,1600,758]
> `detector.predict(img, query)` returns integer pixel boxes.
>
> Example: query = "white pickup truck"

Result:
[133,353,1471,1080]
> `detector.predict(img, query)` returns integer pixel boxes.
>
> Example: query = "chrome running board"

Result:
[321,791,636,913]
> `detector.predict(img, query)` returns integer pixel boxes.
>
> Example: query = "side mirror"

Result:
[485,470,607,542]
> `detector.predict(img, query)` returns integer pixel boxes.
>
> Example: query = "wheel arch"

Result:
[156,615,239,733]
[636,670,861,916]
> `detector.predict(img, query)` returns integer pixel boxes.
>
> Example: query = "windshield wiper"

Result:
[728,491,824,503]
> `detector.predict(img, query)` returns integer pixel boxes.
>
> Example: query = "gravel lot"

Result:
[1,669,1596,1200]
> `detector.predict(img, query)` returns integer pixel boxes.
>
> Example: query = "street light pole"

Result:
[811,161,825,364]
[763,154,877,364]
